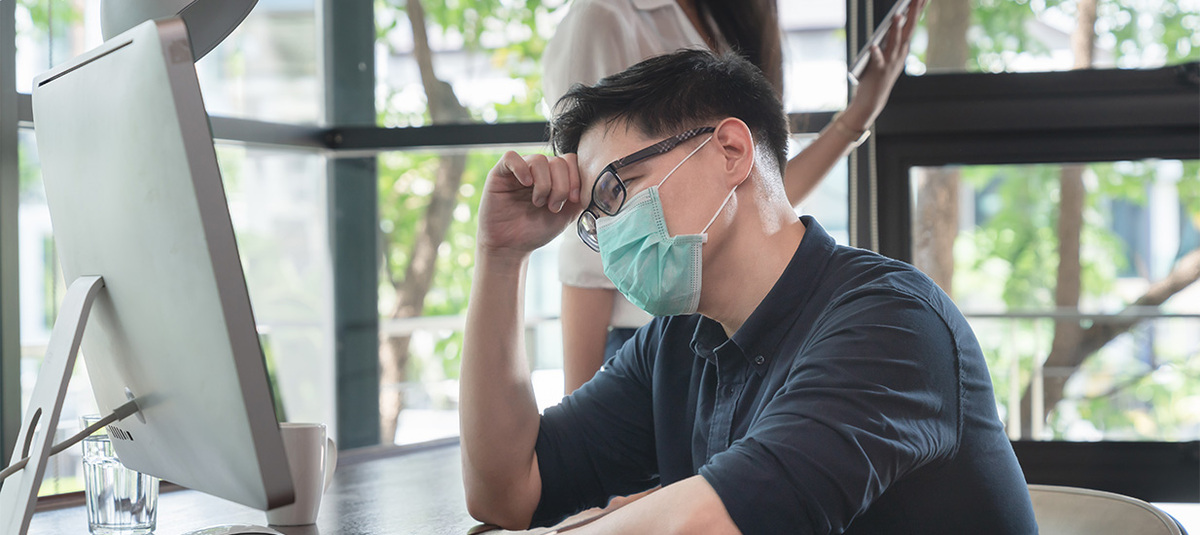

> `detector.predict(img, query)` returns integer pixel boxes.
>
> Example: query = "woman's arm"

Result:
[783,0,927,206]
[561,285,617,394]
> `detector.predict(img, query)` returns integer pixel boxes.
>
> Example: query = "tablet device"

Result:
[848,0,912,85]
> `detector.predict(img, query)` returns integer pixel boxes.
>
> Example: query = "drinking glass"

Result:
[81,415,158,535]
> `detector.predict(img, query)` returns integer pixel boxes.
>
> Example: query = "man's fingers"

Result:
[565,153,582,204]
[526,154,552,207]
[497,150,533,187]
[547,157,572,213]
[492,151,581,213]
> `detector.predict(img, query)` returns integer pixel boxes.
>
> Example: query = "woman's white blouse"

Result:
[545,0,722,328]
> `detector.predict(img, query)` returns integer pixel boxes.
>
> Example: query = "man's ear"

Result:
[711,117,755,188]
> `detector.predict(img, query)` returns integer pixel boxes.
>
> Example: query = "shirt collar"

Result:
[689,216,836,374]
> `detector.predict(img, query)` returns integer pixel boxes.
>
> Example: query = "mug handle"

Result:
[323,437,338,492]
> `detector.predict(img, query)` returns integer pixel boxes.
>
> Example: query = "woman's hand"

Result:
[841,0,928,132]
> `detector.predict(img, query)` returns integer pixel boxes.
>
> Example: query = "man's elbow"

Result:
[464,483,537,530]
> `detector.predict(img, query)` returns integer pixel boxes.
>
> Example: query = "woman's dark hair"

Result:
[698,0,784,96]
[550,49,789,174]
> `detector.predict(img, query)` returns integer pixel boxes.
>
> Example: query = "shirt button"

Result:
[754,355,765,365]
[725,386,735,395]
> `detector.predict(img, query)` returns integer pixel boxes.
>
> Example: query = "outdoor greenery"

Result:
[950,161,1200,440]
[373,0,563,439]
[911,0,1200,72]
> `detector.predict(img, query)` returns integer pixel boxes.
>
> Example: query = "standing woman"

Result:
[545,0,925,394]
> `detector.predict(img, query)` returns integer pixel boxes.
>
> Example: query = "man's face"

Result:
[575,121,727,241]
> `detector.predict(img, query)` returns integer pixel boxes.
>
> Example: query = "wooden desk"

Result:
[29,439,484,535]
[34,441,1200,534]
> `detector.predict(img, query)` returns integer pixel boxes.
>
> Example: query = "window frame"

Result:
[858,0,1200,502]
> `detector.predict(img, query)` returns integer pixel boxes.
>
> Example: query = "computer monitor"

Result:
[26,16,293,512]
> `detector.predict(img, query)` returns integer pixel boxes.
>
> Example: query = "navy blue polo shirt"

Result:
[532,217,1037,534]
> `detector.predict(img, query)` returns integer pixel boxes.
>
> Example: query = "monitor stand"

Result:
[0,275,284,535]
[0,276,108,535]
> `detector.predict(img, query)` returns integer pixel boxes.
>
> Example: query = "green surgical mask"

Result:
[596,137,736,316]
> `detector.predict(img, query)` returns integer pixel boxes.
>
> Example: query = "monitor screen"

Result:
[31,17,294,511]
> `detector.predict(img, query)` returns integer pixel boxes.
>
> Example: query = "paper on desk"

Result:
[468,508,610,535]
[468,525,555,535]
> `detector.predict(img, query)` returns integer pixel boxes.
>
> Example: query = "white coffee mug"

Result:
[266,422,338,526]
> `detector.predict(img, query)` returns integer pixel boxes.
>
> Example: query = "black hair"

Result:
[697,0,783,96]
[550,49,790,176]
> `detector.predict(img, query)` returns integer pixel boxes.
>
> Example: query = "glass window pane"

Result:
[781,0,848,112]
[911,159,1200,441]
[15,0,104,93]
[908,0,1200,75]
[17,128,90,496]
[375,1,850,129]
[196,0,320,124]
[377,145,559,446]
[14,0,319,123]
[791,134,850,244]
[375,4,559,127]
[215,144,335,429]
[17,128,332,494]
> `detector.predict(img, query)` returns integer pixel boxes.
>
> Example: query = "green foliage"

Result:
[377,147,550,386]
[16,0,82,62]
[374,0,563,390]
[956,163,1127,309]
[17,0,81,33]
[969,0,1047,72]
[914,0,1200,72]
[1181,161,1200,216]
[1050,320,1200,440]
[374,0,561,126]
[953,160,1200,440]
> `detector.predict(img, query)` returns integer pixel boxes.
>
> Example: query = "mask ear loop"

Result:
[700,141,754,235]
[656,135,714,188]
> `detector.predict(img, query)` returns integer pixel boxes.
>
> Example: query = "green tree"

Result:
[374,0,559,441]
[917,0,1200,438]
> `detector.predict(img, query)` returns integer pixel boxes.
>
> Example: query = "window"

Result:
[375,145,562,445]
[196,0,320,123]
[907,0,1200,75]
[913,160,1200,440]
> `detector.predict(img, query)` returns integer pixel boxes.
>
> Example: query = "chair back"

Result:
[1029,484,1184,535]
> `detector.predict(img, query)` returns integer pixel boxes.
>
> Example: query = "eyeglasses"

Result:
[577,126,716,252]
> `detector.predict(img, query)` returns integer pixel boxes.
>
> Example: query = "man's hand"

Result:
[783,0,927,206]
[462,153,581,529]
[556,477,739,535]
[477,151,583,257]
[841,0,928,131]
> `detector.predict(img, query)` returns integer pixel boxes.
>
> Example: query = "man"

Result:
[460,49,1037,534]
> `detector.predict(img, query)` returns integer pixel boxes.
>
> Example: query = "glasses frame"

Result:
[576,126,716,251]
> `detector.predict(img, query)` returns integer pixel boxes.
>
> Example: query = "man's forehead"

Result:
[576,120,655,181]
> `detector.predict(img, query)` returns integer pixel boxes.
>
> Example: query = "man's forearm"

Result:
[460,249,543,528]
[562,476,740,535]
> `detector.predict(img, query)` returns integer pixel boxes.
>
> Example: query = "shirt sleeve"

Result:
[557,229,617,289]
[699,287,962,535]
[531,324,660,527]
